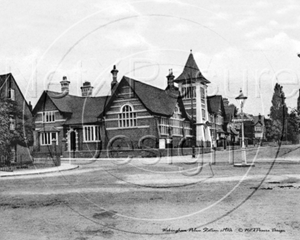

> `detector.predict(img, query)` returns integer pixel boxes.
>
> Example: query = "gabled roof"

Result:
[0,73,32,114]
[0,73,10,90]
[101,76,181,117]
[253,115,265,126]
[33,90,110,125]
[174,52,210,84]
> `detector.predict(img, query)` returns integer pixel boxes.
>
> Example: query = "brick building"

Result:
[0,73,33,162]
[174,51,212,147]
[32,52,216,157]
[32,77,109,157]
[207,95,227,148]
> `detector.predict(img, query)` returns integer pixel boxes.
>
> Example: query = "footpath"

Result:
[1,145,299,178]
[0,163,78,178]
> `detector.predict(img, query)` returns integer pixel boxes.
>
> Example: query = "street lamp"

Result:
[234,89,254,167]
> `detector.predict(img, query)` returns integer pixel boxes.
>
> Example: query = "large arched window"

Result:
[119,105,137,128]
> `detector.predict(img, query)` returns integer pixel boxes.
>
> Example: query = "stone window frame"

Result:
[118,104,137,128]
[83,125,100,142]
[43,111,56,123]
[40,132,58,145]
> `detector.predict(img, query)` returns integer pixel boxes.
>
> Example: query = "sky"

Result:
[1,0,300,115]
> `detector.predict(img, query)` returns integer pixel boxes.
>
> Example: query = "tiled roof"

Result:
[47,91,73,113]
[207,95,223,114]
[0,73,32,113]
[253,115,264,125]
[63,95,110,125]
[0,73,10,87]
[116,76,180,117]
[174,52,210,84]
[35,75,185,125]
[37,91,110,125]
[224,104,236,116]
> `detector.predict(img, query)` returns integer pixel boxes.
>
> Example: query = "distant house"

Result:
[223,98,239,144]
[0,73,33,162]
[253,114,266,144]
[207,95,227,148]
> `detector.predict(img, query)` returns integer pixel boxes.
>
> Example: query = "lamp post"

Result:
[234,89,254,167]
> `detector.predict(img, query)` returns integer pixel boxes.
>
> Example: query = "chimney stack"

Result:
[81,81,93,97]
[167,69,175,89]
[111,65,118,95]
[60,76,70,94]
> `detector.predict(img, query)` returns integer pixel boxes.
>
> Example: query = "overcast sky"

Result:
[1,0,300,115]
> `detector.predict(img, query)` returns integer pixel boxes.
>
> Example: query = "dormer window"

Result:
[43,111,55,122]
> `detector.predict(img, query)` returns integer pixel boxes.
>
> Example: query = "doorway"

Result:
[70,131,76,151]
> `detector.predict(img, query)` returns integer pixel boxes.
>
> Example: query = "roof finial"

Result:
[190,49,192,53]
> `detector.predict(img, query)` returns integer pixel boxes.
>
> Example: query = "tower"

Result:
[174,50,211,147]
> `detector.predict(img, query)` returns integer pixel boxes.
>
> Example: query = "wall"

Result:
[33,94,66,153]
[103,83,157,149]
[62,147,212,158]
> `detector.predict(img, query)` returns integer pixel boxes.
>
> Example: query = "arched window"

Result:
[119,105,137,128]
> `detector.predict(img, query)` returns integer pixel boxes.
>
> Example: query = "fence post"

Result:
[61,138,66,155]
[52,138,60,166]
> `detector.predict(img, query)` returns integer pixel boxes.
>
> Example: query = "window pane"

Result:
[119,105,136,128]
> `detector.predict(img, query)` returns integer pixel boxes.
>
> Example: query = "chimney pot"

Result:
[111,65,118,95]
[81,81,93,97]
[167,69,175,89]
[60,76,70,94]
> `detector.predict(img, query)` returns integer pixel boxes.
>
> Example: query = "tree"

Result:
[0,97,34,165]
[266,119,282,142]
[287,111,299,144]
[0,99,12,164]
[268,83,288,142]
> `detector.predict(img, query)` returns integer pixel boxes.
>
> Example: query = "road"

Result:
[1,147,300,239]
